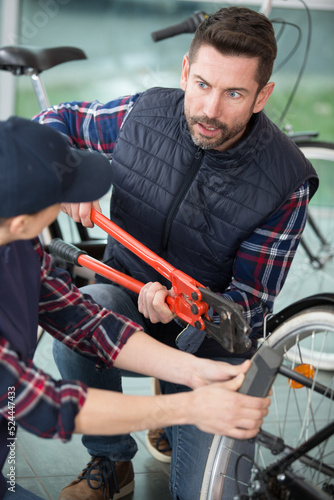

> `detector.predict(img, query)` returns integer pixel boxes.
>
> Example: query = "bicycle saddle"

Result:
[0,45,87,75]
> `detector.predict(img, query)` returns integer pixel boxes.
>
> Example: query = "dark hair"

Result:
[188,7,277,90]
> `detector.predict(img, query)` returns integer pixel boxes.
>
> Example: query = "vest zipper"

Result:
[162,148,204,252]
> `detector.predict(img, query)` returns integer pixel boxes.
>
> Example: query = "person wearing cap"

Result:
[0,116,271,500]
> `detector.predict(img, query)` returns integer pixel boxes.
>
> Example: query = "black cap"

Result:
[0,116,112,217]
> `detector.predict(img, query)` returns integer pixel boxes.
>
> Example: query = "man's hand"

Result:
[188,358,252,389]
[75,373,270,439]
[190,375,270,438]
[60,200,101,228]
[112,332,270,439]
[138,281,176,324]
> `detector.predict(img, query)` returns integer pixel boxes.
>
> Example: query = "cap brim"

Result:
[60,147,112,204]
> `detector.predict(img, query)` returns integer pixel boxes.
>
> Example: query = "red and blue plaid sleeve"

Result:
[33,94,140,157]
[0,335,87,441]
[220,181,310,334]
[35,240,143,370]
[0,240,144,442]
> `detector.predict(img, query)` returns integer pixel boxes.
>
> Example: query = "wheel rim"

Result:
[258,312,334,497]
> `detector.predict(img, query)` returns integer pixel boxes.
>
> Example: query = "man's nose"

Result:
[203,92,221,119]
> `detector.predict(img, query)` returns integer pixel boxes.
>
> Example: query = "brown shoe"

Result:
[145,428,172,463]
[58,456,134,499]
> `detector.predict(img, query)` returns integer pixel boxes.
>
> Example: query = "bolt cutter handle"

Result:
[48,237,209,330]
[91,208,205,299]
[48,209,251,353]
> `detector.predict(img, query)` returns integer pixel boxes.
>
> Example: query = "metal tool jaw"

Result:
[198,288,252,353]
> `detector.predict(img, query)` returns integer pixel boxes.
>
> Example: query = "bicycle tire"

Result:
[200,305,334,500]
[274,140,334,369]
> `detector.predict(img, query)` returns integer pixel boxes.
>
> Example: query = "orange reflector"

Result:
[289,364,315,389]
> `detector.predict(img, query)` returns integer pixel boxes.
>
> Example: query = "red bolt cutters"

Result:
[48,208,251,353]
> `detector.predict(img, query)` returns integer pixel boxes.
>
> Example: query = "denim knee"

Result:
[79,284,145,325]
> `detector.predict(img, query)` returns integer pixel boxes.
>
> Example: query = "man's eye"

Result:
[228,91,240,98]
[198,82,208,89]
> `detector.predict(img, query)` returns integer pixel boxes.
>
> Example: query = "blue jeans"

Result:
[53,284,253,500]
[53,284,146,460]
[3,484,44,499]
[160,375,254,500]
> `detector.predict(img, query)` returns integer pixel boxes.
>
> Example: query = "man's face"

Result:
[180,45,274,152]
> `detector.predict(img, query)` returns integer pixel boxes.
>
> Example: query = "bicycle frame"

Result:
[251,409,334,500]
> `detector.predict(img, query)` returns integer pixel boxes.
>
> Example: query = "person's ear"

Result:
[9,214,29,236]
[253,82,275,113]
[180,54,190,91]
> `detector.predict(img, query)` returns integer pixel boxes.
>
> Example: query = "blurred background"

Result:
[0,0,333,139]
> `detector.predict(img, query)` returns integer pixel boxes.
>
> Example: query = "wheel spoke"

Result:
[201,305,334,499]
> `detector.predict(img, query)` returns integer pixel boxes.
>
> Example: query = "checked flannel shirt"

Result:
[34,95,310,334]
[0,239,142,442]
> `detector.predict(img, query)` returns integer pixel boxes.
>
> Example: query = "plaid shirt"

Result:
[34,95,309,333]
[0,239,142,442]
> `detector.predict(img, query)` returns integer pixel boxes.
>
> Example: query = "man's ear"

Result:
[180,54,190,91]
[9,214,29,236]
[253,82,275,113]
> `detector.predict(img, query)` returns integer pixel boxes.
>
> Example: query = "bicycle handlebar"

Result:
[151,11,208,42]
[150,0,274,42]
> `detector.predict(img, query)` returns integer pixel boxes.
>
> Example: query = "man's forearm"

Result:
[74,377,270,439]
[113,330,252,389]
[74,388,190,435]
[113,330,197,388]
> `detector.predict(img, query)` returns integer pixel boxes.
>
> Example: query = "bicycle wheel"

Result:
[275,141,334,313]
[200,305,334,500]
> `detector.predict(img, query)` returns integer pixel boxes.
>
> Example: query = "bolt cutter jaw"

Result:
[199,288,252,353]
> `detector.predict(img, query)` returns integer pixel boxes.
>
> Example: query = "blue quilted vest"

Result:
[101,87,318,294]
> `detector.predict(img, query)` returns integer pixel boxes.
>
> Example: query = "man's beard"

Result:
[185,114,251,151]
